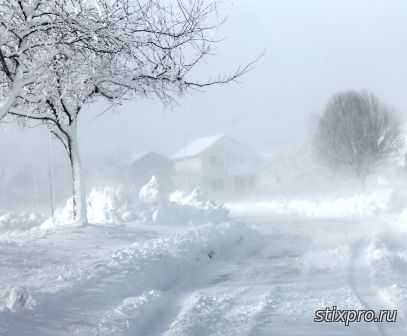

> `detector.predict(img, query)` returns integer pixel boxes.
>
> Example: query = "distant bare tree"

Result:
[1,0,256,224]
[312,90,404,185]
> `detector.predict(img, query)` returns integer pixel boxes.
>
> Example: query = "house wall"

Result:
[173,157,202,191]
[173,137,260,198]
[173,157,202,174]
[200,137,259,198]
[200,138,259,175]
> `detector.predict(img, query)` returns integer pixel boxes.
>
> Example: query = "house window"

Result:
[247,175,255,187]
[209,155,217,166]
[235,176,246,191]
[209,155,223,167]
[235,175,255,191]
[209,178,224,191]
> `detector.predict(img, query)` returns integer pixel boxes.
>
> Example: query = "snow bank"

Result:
[0,212,45,232]
[41,186,140,228]
[94,223,260,335]
[365,233,407,311]
[108,221,260,278]
[227,190,394,219]
[144,188,229,226]
[87,186,140,223]
[137,181,228,226]
[8,221,261,335]
[42,177,229,228]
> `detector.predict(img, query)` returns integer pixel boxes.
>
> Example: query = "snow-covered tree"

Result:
[1,0,254,224]
[312,90,403,185]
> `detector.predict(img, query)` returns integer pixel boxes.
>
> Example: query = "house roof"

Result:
[124,151,169,166]
[128,152,150,163]
[171,134,226,160]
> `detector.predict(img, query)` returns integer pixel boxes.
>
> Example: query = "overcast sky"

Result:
[2,0,407,171]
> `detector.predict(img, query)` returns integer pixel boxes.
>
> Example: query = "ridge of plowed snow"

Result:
[0,222,261,335]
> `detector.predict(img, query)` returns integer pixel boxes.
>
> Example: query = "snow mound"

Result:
[170,188,220,208]
[110,222,260,272]
[142,187,229,226]
[139,176,163,205]
[41,186,140,228]
[5,287,35,312]
[98,290,166,336]
[87,186,140,223]
[42,177,229,228]
[0,212,45,232]
[166,290,269,336]
[39,199,74,229]
[18,221,261,335]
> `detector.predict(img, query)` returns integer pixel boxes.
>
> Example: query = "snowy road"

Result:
[1,208,407,335]
[232,215,396,335]
[143,213,407,335]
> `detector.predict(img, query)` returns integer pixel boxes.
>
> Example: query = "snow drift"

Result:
[0,212,45,232]
[226,189,403,219]
[41,176,229,229]
[0,220,261,335]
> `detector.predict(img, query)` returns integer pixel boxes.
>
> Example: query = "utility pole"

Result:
[183,132,192,191]
[48,128,55,220]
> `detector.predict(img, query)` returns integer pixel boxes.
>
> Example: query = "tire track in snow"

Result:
[154,233,302,336]
[348,238,405,336]
[166,288,270,336]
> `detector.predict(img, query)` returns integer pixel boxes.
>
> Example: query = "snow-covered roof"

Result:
[124,151,169,166]
[171,134,226,160]
[128,152,150,163]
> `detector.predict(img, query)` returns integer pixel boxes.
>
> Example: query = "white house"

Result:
[171,135,261,198]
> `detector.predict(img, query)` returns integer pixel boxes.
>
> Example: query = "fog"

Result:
[1,0,407,210]
[4,2,407,333]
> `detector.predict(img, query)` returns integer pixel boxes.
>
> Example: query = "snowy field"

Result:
[1,183,407,335]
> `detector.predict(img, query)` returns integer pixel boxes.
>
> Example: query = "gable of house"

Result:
[199,136,261,174]
[171,135,261,197]
[172,134,260,163]
[171,134,226,160]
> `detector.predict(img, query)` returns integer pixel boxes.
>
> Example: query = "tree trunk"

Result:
[67,122,88,225]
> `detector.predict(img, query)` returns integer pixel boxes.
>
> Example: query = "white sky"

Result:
[1,0,407,171]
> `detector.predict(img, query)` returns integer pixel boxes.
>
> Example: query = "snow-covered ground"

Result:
[1,182,407,335]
